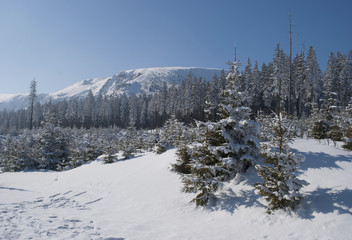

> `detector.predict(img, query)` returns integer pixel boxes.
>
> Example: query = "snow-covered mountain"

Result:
[0,93,48,112]
[0,67,222,111]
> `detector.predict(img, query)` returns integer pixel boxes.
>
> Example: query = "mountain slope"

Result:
[1,139,352,239]
[0,93,48,112]
[0,67,222,111]
[48,67,222,100]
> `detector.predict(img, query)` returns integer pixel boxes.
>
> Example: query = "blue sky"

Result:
[0,0,351,94]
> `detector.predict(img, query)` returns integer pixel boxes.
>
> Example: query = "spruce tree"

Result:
[179,60,260,207]
[342,97,352,150]
[181,121,228,207]
[1,136,25,172]
[34,112,69,170]
[158,115,185,151]
[255,113,307,212]
[103,143,117,164]
[29,79,37,130]
[305,46,322,115]
[217,60,260,173]
[171,144,192,174]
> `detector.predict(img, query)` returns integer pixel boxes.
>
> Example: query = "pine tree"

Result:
[171,144,192,175]
[262,62,275,111]
[342,97,352,150]
[272,43,290,114]
[218,60,260,173]
[103,143,117,164]
[255,114,307,212]
[311,98,332,141]
[181,121,228,207]
[323,52,339,105]
[1,136,25,172]
[158,115,185,149]
[34,112,69,170]
[179,60,260,207]
[121,125,137,159]
[293,51,306,117]
[305,46,322,115]
[29,79,37,130]
[251,61,263,114]
[336,52,351,107]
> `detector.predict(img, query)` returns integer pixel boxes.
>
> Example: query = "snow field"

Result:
[1,139,352,239]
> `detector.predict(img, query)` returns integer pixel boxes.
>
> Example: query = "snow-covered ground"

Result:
[1,139,352,240]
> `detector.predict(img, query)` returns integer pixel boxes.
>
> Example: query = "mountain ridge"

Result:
[0,67,223,111]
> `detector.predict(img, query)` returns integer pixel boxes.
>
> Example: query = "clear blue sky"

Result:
[0,0,351,94]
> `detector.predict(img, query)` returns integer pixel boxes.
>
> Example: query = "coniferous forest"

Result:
[1,45,351,211]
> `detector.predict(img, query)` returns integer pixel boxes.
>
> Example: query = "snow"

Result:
[1,139,352,239]
[48,77,110,100]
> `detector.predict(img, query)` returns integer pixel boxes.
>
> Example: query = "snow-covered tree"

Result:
[180,60,260,207]
[28,79,37,130]
[218,60,260,173]
[180,121,228,207]
[120,125,138,159]
[262,62,275,111]
[103,143,117,164]
[336,52,351,108]
[0,136,26,172]
[251,61,263,113]
[342,97,352,150]
[171,144,192,175]
[293,51,306,117]
[158,115,185,150]
[255,114,307,212]
[34,112,69,170]
[323,52,340,107]
[305,46,322,114]
[272,43,290,114]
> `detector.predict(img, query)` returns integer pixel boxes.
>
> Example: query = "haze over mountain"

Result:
[0,67,222,111]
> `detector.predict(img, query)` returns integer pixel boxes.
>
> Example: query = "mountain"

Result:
[0,93,48,112]
[0,67,222,111]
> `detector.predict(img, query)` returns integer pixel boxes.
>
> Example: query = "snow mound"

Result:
[1,139,352,239]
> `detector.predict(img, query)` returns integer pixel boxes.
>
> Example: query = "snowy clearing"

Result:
[1,139,352,240]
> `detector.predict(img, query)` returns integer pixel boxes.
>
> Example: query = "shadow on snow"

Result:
[297,151,351,171]
[299,187,352,219]
[210,167,265,213]
[0,186,28,192]
[209,149,352,218]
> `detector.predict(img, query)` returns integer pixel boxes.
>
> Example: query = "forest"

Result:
[0,45,351,132]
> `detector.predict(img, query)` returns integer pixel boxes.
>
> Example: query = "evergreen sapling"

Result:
[255,114,307,212]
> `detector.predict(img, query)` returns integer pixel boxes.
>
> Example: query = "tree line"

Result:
[0,45,351,134]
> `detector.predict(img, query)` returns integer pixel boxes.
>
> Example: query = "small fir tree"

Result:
[157,115,186,154]
[171,144,192,174]
[181,121,229,207]
[103,143,117,164]
[121,126,137,159]
[217,60,260,173]
[34,112,69,170]
[1,137,25,172]
[178,60,260,207]
[255,114,307,212]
